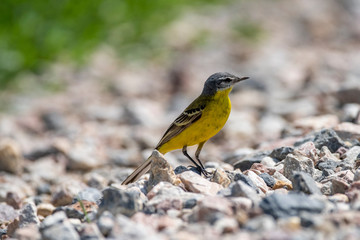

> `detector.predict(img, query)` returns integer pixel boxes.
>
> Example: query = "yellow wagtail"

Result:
[122,72,248,185]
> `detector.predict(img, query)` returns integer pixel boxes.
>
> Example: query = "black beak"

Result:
[233,76,249,83]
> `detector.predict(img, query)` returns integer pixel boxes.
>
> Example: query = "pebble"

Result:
[260,193,325,219]
[97,211,115,237]
[269,146,294,161]
[179,170,223,196]
[283,153,315,181]
[228,181,261,204]
[40,211,80,240]
[0,203,18,222]
[147,150,181,191]
[233,151,271,171]
[0,139,23,174]
[19,202,40,228]
[245,170,268,193]
[211,169,231,188]
[259,173,276,188]
[98,187,144,217]
[292,172,321,195]
[188,196,233,224]
[37,203,55,218]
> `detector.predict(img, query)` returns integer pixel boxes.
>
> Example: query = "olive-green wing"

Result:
[155,99,207,148]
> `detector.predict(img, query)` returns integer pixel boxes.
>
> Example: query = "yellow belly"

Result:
[158,89,232,154]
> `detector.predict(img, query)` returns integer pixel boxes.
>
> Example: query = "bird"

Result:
[122,72,249,185]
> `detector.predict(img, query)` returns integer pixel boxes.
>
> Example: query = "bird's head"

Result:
[202,72,249,95]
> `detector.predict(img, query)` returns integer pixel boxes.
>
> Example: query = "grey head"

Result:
[201,72,249,95]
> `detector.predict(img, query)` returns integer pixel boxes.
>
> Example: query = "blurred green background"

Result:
[0,0,231,90]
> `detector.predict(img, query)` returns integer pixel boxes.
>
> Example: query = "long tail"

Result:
[121,156,152,185]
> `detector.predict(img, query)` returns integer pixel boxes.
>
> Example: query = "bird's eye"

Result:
[223,78,232,83]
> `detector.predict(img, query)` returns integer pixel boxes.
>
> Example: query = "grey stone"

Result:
[259,173,276,188]
[317,160,339,170]
[79,223,104,240]
[145,182,203,213]
[269,147,294,161]
[295,129,346,153]
[98,187,143,217]
[74,187,102,205]
[19,203,40,228]
[110,214,161,240]
[41,221,80,240]
[174,165,189,174]
[179,170,222,196]
[228,181,260,204]
[233,151,270,171]
[0,203,18,222]
[292,172,321,195]
[40,211,80,240]
[260,193,325,219]
[233,173,257,190]
[244,215,276,231]
[344,146,360,166]
[97,211,114,237]
[147,150,181,192]
[283,153,314,181]
[41,111,65,131]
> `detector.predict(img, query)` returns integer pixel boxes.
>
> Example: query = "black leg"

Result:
[195,142,210,177]
[182,146,202,172]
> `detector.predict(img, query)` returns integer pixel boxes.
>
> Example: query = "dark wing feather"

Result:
[155,101,206,148]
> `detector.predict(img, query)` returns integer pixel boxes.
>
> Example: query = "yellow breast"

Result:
[158,88,232,154]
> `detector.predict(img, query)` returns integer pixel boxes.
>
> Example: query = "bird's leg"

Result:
[182,146,204,175]
[195,142,211,177]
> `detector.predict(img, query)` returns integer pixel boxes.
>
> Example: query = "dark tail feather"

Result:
[121,156,152,185]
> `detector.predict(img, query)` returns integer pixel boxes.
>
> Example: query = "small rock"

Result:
[56,200,97,220]
[40,211,80,240]
[307,129,346,153]
[292,172,321,195]
[79,223,104,239]
[259,173,276,188]
[147,150,181,192]
[74,187,102,205]
[245,170,268,193]
[296,142,319,161]
[0,139,23,174]
[293,115,339,131]
[6,191,22,209]
[97,211,114,237]
[0,203,18,222]
[37,203,55,218]
[84,172,108,190]
[214,216,238,234]
[272,171,292,185]
[188,196,233,224]
[211,169,231,188]
[233,173,257,190]
[269,147,294,161]
[64,142,105,171]
[51,180,87,207]
[98,187,144,217]
[260,156,277,167]
[343,146,360,166]
[328,193,349,203]
[132,212,183,231]
[334,122,360,141]
[41,110,65,131]
[244,215,276,231]
[272,180,293,190]
[179,171,222,196]
[260,193,325,219]
[283,153,315,181]
[19,203,40,228]
[233,151,270,171]
[14,223,41,240]
[332,178,350,194]
[228,181,261,204]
